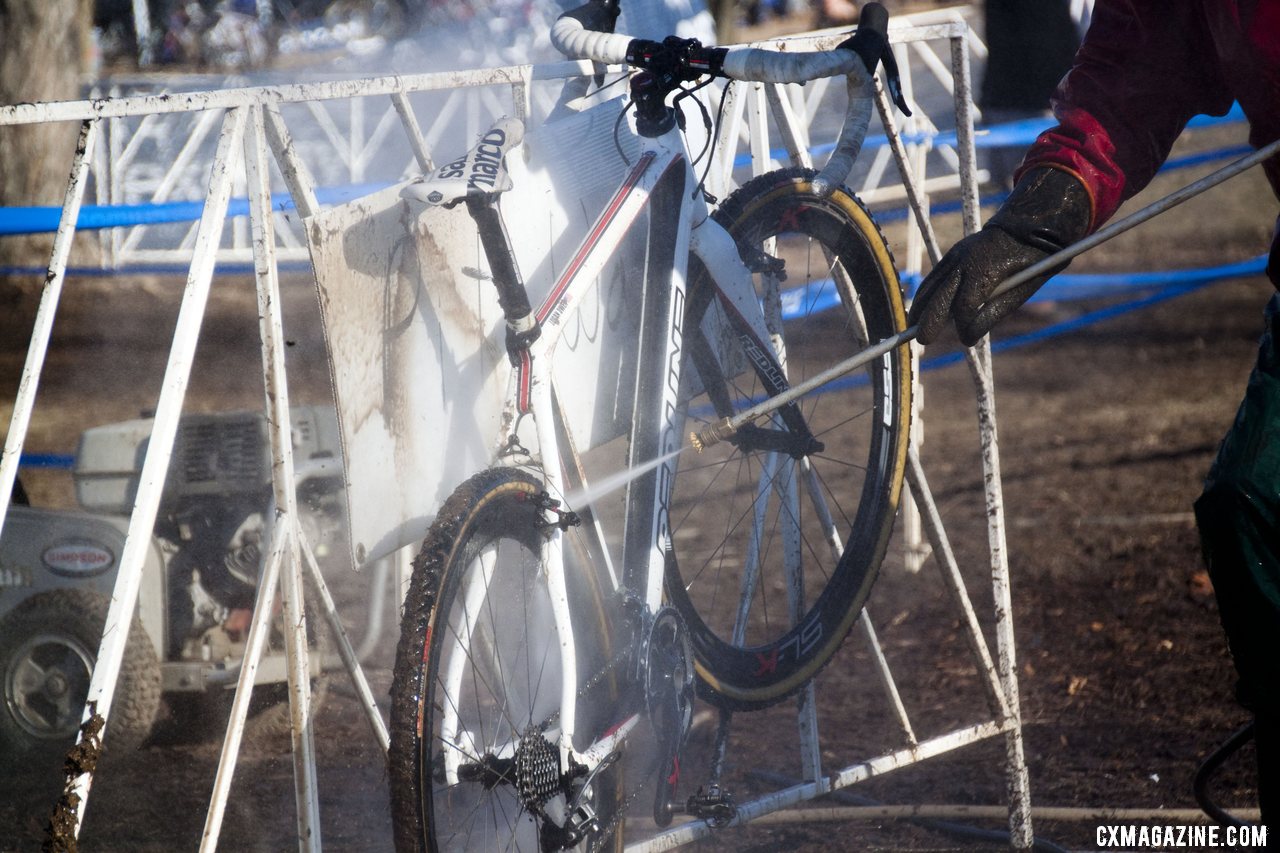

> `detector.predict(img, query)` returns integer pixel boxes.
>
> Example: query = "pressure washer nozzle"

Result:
[690,418,736,452]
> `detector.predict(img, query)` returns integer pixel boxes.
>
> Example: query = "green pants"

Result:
[1195,292,1280,825]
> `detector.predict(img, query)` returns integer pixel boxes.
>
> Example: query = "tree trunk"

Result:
[0,0,94,268]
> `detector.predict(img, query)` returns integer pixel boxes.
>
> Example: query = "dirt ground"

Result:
[2,31,1279,853]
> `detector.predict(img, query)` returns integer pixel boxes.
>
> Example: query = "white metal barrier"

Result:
[0,16,1035,851]
[70,6,987,270]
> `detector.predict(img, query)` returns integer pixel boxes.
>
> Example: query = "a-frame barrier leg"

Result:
[51,105,249,847]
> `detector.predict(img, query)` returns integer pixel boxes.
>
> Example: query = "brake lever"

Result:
[564,0,623,85]
[878,43,912,117]
[838,2,911,117]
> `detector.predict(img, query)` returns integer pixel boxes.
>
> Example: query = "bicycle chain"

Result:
[532,641,642,852]
[536,641,633,733]
[588,742,675,852]
[589,783,647,853]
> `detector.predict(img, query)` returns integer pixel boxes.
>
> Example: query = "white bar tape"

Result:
[550,17,632,65]
[812,74,874,197]
[549,17,874,196]
[721,47,863,85]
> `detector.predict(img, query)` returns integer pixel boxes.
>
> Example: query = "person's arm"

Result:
[910,0,1233,346]
[1020,0,1232,229]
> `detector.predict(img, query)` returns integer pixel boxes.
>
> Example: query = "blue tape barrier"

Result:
[734,102,1247,170]
[0,261,314,278]
[780,255,1266,320]
[875,190,1009,225]
[0,182,386,236]
[18,453,76,470]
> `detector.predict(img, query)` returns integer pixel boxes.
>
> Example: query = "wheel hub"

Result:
[6,633,92,739]
[44,671,70,699]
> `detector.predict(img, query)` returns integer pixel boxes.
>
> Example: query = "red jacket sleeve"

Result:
[1017,0,1234,231]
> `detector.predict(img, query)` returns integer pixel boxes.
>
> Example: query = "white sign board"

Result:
[308,98,649,567]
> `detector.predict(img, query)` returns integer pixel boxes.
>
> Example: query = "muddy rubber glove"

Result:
[908,166,1092,345]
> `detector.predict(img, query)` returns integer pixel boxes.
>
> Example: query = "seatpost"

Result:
[464,193,541,362]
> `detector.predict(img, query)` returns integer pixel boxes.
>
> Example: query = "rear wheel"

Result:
[669,167,912,710]
[388,468,624,853]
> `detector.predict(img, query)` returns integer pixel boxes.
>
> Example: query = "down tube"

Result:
[622,161,695,612]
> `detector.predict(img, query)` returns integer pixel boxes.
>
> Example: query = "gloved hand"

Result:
[908,166,1093,345]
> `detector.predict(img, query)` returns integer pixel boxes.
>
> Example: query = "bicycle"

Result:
[387,3,914,849]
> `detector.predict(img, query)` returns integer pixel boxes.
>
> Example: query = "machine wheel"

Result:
[0,588,161,767]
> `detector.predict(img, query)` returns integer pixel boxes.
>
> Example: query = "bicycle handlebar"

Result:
[551,1,905,196]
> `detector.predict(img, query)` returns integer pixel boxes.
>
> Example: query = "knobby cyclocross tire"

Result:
[388,468,624,853]
[669,167,912,711]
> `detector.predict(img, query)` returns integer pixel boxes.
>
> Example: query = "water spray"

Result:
[691,135,1280,452]
[563,446,689,509]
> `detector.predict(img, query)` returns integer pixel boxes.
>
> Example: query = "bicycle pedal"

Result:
[686,783,737,828]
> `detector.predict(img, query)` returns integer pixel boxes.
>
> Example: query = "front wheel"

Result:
[670,167,912,710]
[388,468,624,853]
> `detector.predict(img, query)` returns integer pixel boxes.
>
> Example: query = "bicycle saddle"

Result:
[401,116,525,207]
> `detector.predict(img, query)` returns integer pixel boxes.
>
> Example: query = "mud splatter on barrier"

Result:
[43,703,105,853]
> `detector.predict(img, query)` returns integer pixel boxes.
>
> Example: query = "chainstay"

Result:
[537,635,643,852]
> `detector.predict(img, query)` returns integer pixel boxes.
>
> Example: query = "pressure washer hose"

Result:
[1194,722,1258,829]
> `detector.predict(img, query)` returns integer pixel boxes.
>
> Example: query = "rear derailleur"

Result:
[456,727,608,853]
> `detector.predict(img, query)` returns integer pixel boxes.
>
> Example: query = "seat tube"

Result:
[527,352,582,766]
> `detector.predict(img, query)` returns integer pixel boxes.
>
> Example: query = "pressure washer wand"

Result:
[693,136,1280,451]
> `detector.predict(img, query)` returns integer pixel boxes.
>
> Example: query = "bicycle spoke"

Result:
[528,609,556,732]
[393,470,626,852]
[454,611,513,750]
[663,172,909,709]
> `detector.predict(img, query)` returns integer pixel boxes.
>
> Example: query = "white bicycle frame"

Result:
[425,6,889,825]
[436,109,781,781]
